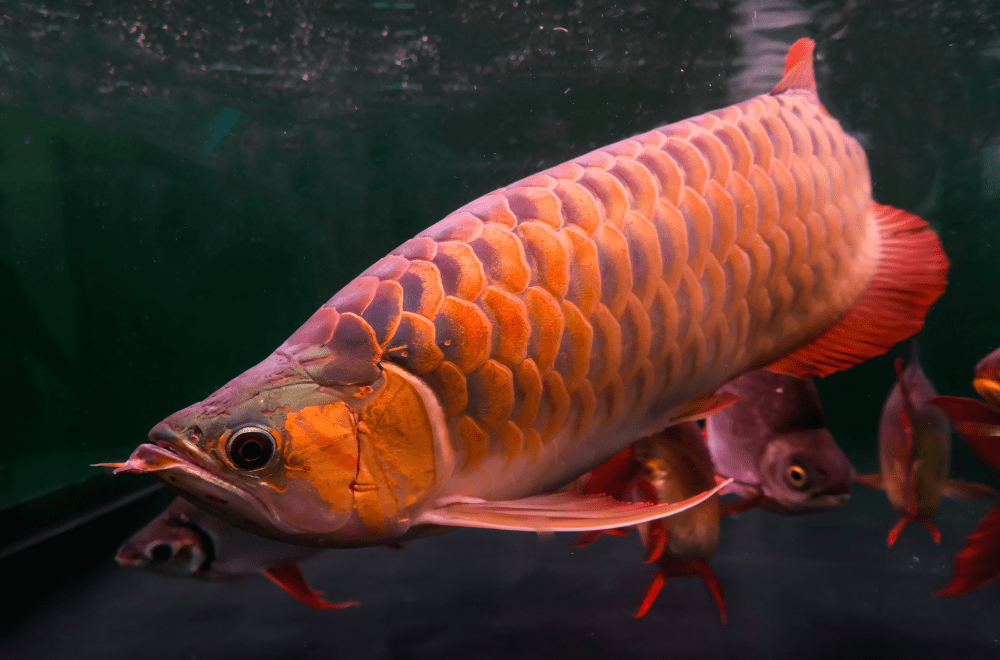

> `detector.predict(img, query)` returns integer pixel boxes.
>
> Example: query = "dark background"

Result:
[1,1,999,657]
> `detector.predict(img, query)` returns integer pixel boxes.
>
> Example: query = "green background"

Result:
[1,0,999,510]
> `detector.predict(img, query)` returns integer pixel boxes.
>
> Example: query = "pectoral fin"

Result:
[262,562,358,610]
[855,473,885,490]
[417,480,732,532]
[930,396,1000,471]
[940,479,999,501]
[668,392,740,424]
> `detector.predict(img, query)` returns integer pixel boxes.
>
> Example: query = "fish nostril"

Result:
[149,423,181,447]
[149,543,174,562]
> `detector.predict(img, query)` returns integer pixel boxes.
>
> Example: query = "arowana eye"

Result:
[786,464,809,488]
[227,426,276,471]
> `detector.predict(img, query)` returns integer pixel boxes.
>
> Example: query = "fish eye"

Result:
[786,464,809,489]
[149,543,174,562]
[227,426,276,471]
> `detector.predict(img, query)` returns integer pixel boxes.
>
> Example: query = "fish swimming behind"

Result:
[118,497,355,609]
[99,39,948,553]
[858,342,995,546]
[931,346,1000,596]
[705,369,855,514]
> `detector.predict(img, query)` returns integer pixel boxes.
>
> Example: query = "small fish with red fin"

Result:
[859,342,995,547]
[118,497,356,610]
[930,346,1000,595]
[575,423,725,621]
[705,370,855,514]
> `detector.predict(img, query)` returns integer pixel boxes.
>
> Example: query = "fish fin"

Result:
[720,493,763,516]
[579,446,638,499]
[571,527,630,549]
[644,521,669,564]
[855,473,885,490]
[919,518,942,545]
[416,480,731,532]
[771,38,818,95]
[940,479,999,501]
[936,504,1000,596]
[930,396,1000,471]
[694,559,727,625]
[668,392,740,424]
[262,563,358,610]
[894,358,922,517]
[635,570,668,618]
[887,516,911,547]
[765,203,948,378]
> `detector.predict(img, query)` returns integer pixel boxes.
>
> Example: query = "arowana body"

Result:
[101,39,947,549]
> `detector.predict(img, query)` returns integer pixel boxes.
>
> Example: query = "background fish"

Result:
[859,342,994,546]
[118,497,355,610]
[930,347,1000,595]
[99,39,947,551]
[705,370,855,514]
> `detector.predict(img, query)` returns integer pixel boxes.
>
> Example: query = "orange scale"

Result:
[461,194,518,229]
[498,421,524,468]
[466,359,515,429]
[621,211,664,308]
[563,225,602,318]
[418,212,484,243]
[678,188,713,279]
[594,374,627,430]
[635,130,667,150]
[704,180,737,258]
[508,173,557,190]
[690,114,721,132]
[579,168,629,230]
[788,156,816,220]
[777,111,814,160]
[399,260,446,319]
[574,150,617,170]
[479,286,530,369]
[512,358,543,430]
[553,180,602,236]
[700,255,727,326]
[768,159,799,226]
[384,312,444,376]
[361,279,404,346]
[327,275,380,314]
[723,246,752,311]
[504,186,563,230]
[647,281,679,369]
[602,139,644,159]
[712,122,754,179]
[610,159,659,220]
[658,123,696,141]
[650,200,688,291]
[432,241,487,301]
[807,156,832,212]
[749,165,779,237]
[569,379,597,441]
[470,225,531,294]
[690,132,733,188]
[593,223,634,318]
[636,149,683,208]
[523,286,564,375]
[619,294,652,383]
[662,138,709,195]
[804,211,829,263]
[537,371,571,444]
[726,172,759,249]
[585,303,623,393]
[544,161,585,181]
[433,296,492,374]
[737,116,774,169]
[766,226,793,288]
[390,236,437,262]
[513,221,571,300]
[760,114,793,165]
[456,415,490,473]
[523,428,545,463]
[554,299,593,392]
[745,234,774,295]
[425,360,468,419]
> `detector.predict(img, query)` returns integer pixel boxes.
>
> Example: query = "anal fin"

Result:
[262,563,358,610]
[766,203,948,378]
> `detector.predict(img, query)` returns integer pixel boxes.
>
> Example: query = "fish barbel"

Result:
[100,39,947,547]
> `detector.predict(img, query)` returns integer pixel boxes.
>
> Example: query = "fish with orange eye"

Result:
[575,423,726,621]
[704,370,856,515]
[97,39,947,567]
[930,346,1000,596]
[118,497,356,610]
[857,342,996,547]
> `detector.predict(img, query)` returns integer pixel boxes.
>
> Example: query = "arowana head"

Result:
[100,306,445,547]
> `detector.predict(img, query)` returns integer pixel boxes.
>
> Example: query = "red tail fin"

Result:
[936,504,1000,596]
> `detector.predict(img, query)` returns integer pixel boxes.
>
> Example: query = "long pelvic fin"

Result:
[936,504,1000,596]
[416,480,731,532]
[767,204,949,378]
[262,563,358,610]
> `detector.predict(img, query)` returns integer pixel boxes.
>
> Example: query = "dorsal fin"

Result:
[771,38,818,95]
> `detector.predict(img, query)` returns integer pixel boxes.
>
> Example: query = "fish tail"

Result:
[767,204,948,378]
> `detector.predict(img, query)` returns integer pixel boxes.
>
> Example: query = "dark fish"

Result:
[859,343,995,546]
[117,497,355,609]
[705,370,855,513]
